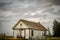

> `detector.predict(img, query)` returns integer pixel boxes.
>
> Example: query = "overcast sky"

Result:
[0,0,60,36]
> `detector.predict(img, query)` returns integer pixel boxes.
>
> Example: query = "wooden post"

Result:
[29,28,30,40]
[24,29,26,39]
[20,29,22,38]
[44,31,46,40]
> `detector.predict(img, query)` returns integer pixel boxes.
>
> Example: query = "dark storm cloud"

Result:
[0,0,48,12]
[0,2,6,8]
[48,0,60,5]
[0,2,12,11]
[53,0,60,5]
[0,2,7,10]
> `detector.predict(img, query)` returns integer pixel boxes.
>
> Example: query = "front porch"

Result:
[13,28,46,40]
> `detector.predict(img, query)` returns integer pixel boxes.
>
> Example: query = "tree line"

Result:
[53,20,60,37]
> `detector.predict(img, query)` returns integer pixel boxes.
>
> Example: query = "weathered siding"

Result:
[14,21,29,39]
[14,21,45,39]
[15,21,29,28]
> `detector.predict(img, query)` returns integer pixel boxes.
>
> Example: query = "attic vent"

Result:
[20,24,22,26]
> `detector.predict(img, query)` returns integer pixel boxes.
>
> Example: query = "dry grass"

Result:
[1,36,60,40]
[0,36,28,40]
[46,37,60,40]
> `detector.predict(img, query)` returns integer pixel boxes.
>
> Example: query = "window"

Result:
[31,30,34,36]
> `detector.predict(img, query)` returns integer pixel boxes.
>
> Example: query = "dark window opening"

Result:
[31,30,34,36]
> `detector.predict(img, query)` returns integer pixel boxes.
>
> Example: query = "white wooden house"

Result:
[12,19,47,39]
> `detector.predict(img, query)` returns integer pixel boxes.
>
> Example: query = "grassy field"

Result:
[0,36,28,40]
[46,37,60,40]
[0,36,60,40]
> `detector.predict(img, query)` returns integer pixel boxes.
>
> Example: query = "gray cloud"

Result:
[48,0,60,5]
[0,0,49,12]
[53,0,60,5]
[0,2,6,8]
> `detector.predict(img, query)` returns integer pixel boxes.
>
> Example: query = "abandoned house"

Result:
[12,19,47,39]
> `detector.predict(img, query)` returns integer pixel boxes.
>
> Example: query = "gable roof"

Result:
[12,19,47,31]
